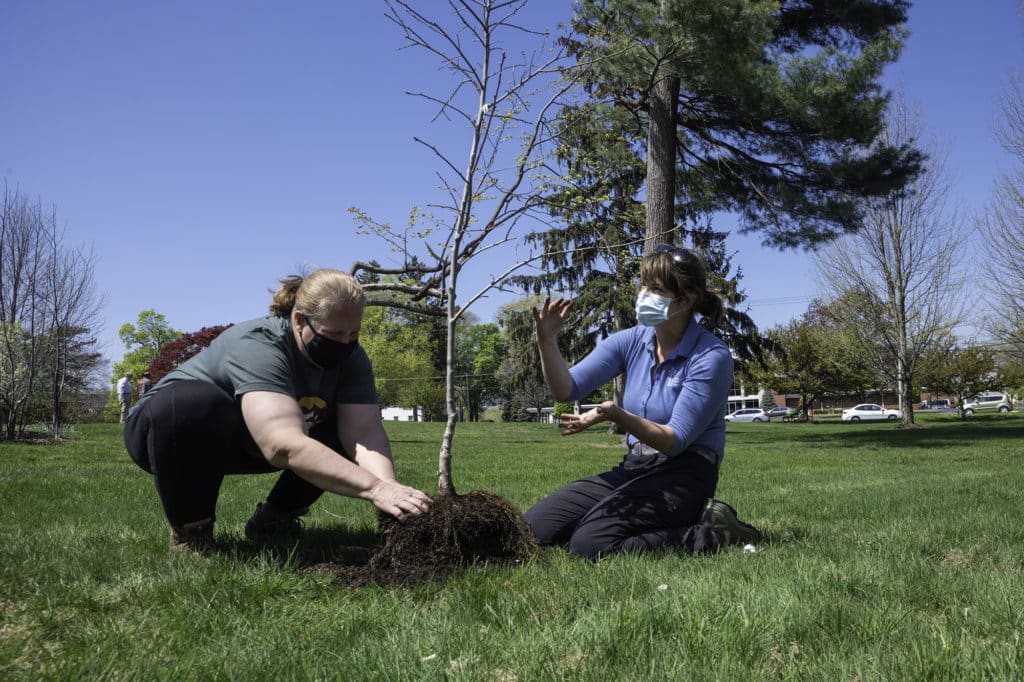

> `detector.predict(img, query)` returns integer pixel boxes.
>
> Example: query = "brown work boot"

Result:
[244,502,308,542]
[169,519,216,556]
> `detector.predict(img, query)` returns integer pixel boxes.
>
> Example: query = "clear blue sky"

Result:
[2,1,1022,375]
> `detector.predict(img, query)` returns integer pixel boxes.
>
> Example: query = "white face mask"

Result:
[635,291,674,327]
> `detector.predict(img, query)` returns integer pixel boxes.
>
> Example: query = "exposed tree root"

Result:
[313,490,537,588]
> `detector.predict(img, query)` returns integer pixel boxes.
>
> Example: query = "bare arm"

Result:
[337,403,399,481]
[241,391,429,519]
[533,297,574,401]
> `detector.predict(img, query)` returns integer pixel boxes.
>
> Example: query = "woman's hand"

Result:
[558,402,609,436]
[532,297,572,342]
[558,401,620,436]
[368,479,432,521]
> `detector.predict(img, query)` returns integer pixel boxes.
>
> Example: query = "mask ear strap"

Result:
[297,312,318,337]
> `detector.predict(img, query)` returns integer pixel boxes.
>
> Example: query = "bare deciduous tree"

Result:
[981,73,1024,360]
[350,1,572,494]
[1,184,45,438]
[814,96,964,425]
[39,219,105,434]
[0,182,104,439]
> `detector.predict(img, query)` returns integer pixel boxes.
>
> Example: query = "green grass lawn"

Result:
[2,416,1024,680]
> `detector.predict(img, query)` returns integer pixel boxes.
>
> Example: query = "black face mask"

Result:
[301,317,357,368]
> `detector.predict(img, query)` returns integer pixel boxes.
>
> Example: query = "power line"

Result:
[744,296,816,306]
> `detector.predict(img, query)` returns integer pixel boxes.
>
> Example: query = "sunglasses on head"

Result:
[655,243,696,266]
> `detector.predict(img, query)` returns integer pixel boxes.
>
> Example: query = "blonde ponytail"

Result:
[268,270,366,320]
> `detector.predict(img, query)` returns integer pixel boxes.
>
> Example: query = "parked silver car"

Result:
[766,406,796,419]
[725,408,770,423]
[962,394,1013,415]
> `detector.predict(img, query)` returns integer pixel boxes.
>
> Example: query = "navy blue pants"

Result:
[525,448,719,559]
[124,380,331,526]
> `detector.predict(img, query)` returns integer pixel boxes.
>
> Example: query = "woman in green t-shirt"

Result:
[124,269,431,554]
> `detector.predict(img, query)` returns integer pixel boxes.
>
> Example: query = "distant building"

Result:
[526,403,602,424]
[728,381,764,411]
[379,406,424,422]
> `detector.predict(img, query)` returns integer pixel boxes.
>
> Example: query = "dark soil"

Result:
[311,490,538,588]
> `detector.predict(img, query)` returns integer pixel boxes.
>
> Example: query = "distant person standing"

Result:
[116,371,134,423]
[137,372,153,397]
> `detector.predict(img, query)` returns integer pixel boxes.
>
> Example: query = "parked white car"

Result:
[841,403,901,422]
[725,408,770,423]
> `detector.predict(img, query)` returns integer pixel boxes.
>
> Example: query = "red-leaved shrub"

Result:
[147,325,234,383]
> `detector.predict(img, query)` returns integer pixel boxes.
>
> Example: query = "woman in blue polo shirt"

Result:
[526,245,759,559]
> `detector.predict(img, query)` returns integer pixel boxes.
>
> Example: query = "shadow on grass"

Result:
[216,525,380,567]
[208,521,814,569]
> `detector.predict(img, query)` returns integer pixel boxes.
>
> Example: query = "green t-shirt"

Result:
[136,316,377,435]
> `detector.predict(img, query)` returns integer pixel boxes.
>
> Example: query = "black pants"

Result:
[525,448,719,559]
[124,380,331,526]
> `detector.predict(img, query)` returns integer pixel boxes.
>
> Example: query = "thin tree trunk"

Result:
[438,212,462,494]
[437,2,492,496]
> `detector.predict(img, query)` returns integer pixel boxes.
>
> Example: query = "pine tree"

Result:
[563,0,922,249]
[519,0,919,371]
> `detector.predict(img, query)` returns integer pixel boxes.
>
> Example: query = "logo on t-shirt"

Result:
[297,396,328,434]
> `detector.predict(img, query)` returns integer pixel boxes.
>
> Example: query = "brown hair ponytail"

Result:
[697,287,725,330]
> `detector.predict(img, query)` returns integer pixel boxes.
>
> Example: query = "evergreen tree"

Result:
[520,0,919,375]
[497,300,551,422]
[515,100,645,365]
[562,0,922,249]
[688,219,767,373]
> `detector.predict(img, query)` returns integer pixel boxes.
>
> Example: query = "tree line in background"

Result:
[106,299,597,427]
[110,273,1024,433]
[746,296,1024,419]
[749,70,1024,421]
[9,1,1024,440]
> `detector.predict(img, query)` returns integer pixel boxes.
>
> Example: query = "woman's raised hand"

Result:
[532,297,572,342]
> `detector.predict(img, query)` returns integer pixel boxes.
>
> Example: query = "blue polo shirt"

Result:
[566,319,733,462]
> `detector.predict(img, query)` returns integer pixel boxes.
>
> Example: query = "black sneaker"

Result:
[244,502,308,541]
[698,499,761,546]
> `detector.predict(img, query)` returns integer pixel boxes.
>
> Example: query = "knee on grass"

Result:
[567,533,616,561]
